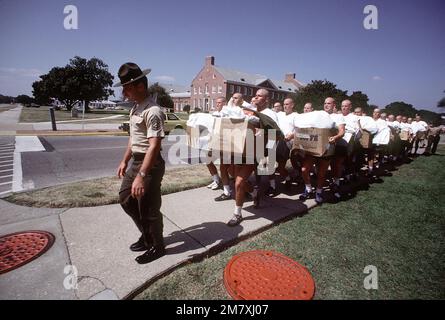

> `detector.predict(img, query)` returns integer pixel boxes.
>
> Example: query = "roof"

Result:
[158,83,191,94]
[214,66,268,86]
[170,92,191,98]
[214,66,301,92]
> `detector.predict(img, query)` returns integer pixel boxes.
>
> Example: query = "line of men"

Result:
[203,90,443,227]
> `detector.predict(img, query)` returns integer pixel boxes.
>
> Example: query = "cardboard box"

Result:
[359,130,373,149]
[399,130,409,141]
[292,127,335,157]
[209,118,256,159]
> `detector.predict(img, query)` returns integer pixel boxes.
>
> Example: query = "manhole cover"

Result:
[0,231,55,274]
[224,250,315,300]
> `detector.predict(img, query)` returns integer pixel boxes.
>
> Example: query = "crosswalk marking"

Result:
[0,138,15,197]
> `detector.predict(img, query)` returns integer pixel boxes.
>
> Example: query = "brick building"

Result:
[190,56,304,111]
[159,83,191,112]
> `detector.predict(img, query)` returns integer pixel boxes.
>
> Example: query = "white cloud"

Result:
[0,67,42,78]
[372,76,382,81]
[154,75,176,83]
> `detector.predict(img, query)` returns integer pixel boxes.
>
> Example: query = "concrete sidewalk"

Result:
[0,184,316,300]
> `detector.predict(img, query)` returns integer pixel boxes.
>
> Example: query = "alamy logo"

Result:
[363,265,378,290]
[64,5,78,30]
[363,5,378,30]
[63,265,78,290]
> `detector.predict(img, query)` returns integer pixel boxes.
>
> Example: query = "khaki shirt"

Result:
[129,97,165,154]
[428,126,443,137]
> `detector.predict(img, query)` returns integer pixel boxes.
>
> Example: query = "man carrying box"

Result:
[298,97,344,204]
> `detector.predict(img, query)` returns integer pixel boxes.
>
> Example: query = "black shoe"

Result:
[299,189,313,201]
[285,180,292,189]
[227,215,242,227]
[215,193,231,201]
[315,192,324,204]
[330,183,342,201]
[135,246,166,264]
[130,236,149,252]
[266,186,279,197]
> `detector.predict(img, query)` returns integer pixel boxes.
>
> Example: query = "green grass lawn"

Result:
[137,147,445,300]
[19,105,129,123]
[0,104,16,113]
[5,164,211,208]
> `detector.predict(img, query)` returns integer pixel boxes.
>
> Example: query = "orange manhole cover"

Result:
[0,231,55,274]
[224,250,315,300]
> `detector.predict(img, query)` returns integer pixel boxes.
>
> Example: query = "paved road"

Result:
[21,135,203,190]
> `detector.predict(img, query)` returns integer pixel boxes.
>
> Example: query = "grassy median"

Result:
[136,147,445,300]
[5,164,212,208]
[19,105,129,123]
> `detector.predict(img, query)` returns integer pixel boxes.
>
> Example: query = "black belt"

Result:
[132,153,145,161]
[132,153,163,162]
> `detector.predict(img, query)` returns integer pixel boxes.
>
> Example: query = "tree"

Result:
[417,109,442,125]
[383,101,417,118]
[349,91,371,114]
[183,104,191,114]
[32,56,114,111]
[0,94,15,104]
[15,94,34,105]
[148,82,174,111]
[438,91,445,108]
[289,80,348,113]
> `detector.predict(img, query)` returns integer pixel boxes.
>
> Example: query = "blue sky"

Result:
[0,0,444,112]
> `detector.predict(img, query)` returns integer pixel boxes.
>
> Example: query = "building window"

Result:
[193,87,197,95]
[243,87,247,95]
[205,84,209,94]
[229,84,234,94]
[198,87,202,94]
[212,74,217,79]
[212,85,216,94]
[218,85,222,93]
[249,87,253,96]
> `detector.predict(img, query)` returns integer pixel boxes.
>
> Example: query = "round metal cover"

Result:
[224,250,315,300]
[0,230,55,274]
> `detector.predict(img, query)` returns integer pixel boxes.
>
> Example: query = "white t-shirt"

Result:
[400,122,412,133]
[375,118,389,132]
[329,113,346,129]
[411,120,428,134]
[343,113,360,132]
[387,121,401,130]
[260,107,279,124]
[277,112,298,136]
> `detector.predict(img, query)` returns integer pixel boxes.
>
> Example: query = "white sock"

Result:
[316,188,323,194]
[305,184,312,192]
[368,166,373,173]
[234,206,242,216]
[213,174,220,183]
[335,178,340,186]
[270,179,276,189]
[223,185,231,196]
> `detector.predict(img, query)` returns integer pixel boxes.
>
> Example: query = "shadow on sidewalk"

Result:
[164,221,244,256]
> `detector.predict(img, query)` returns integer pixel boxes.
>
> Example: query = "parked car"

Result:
[24,103,40,108]
[119,112,187,135]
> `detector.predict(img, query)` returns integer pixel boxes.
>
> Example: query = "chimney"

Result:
[205,56,215,66]
[284,73,296,82]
